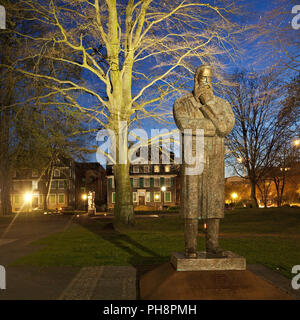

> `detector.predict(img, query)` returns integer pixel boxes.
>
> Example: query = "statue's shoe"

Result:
[205,247,227,259]
[185,251,198,259]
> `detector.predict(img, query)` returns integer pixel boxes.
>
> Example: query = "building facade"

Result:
[75,162,107,210]
[11,159,75,212]
[107,163,180,210]
[10,160,107,212]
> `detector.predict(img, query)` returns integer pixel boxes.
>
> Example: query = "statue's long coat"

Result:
[173,93,235,219]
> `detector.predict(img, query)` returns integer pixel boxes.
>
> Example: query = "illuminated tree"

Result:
[2,0,245,225]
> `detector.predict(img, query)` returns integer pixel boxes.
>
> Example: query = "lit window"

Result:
[154,165,160,173]
[49,194,56,204]
[133,178,139,188]
[144,178,150,187]
[146,192,151,202]
[154,192,161,202]
[32,180,38,190]
[54,169,60,177]
[144,165,149,173]
[165,165,170,173]
[58,194,65,204]
[14,194,20,204]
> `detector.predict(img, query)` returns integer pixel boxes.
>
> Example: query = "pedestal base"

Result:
[171,251,246,271]
[139,263,292,300]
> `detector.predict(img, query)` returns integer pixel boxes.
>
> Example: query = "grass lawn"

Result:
[12,207,300,279]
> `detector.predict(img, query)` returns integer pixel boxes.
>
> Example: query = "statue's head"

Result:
[195,65,212,87]
[193,65,213,101]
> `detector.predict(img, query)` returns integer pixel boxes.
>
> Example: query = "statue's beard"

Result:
[194,83,213,103]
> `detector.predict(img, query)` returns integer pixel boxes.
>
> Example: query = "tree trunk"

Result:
[0,174,12,216]
[250,179,259,208]
[113,163,135,227]
[43,165,54,211]
[0,102,12,216]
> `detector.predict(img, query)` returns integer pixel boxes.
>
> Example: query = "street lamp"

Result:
[81,193,87,211]
[237,157,243,163]
[231,192,238,205]
[24,192,32,203]
[82,193,87,200]
[293,139,300,147]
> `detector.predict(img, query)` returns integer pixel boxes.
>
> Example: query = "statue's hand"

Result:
[199,92,214,105]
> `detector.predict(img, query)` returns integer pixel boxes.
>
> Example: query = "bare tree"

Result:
[225,70,290,208]
[253,0,300,73]
[2,0,245,225]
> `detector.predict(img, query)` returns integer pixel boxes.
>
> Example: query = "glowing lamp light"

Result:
[155,194,160,200]
[161,186,166,192]
[237,157,243,163]
[24,192,32,203]
[231,192,238,200]
[82,194,87,200]
[294,139,300,147]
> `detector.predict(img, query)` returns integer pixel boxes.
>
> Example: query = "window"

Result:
[133,178,139,188]
[144,178,150,188]
[160,177,165,187]
[49,194,56,204]
[54,169,60,177]
[154,192,161,202]
[154,178,160,187]
[32,180,38,190]
[150,178,154,187]
[58,181,65,189]
[112,192,116,203]
[133,192,138,202]
[109,177,115,188]
[32,169,38,177]
[58,194,65,204]
[165,165,170,173]
[51,181,58,189]
[133,166,139,173]
[144,165,149,173]
[154,165,160,173]
[146,192,151,202]
[13,182,20,192]
[165,177,171,187]
[14,194,21,204]
[164,191,171,202]
[139,177,144,188]
[80,187,86,193]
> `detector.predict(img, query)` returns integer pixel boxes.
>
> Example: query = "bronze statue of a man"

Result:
[173,65,235,258]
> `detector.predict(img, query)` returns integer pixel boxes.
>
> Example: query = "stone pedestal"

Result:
[171,251,246,271]
[139,262,292,300]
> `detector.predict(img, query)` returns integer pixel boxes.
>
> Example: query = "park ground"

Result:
[0,207,300,299]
